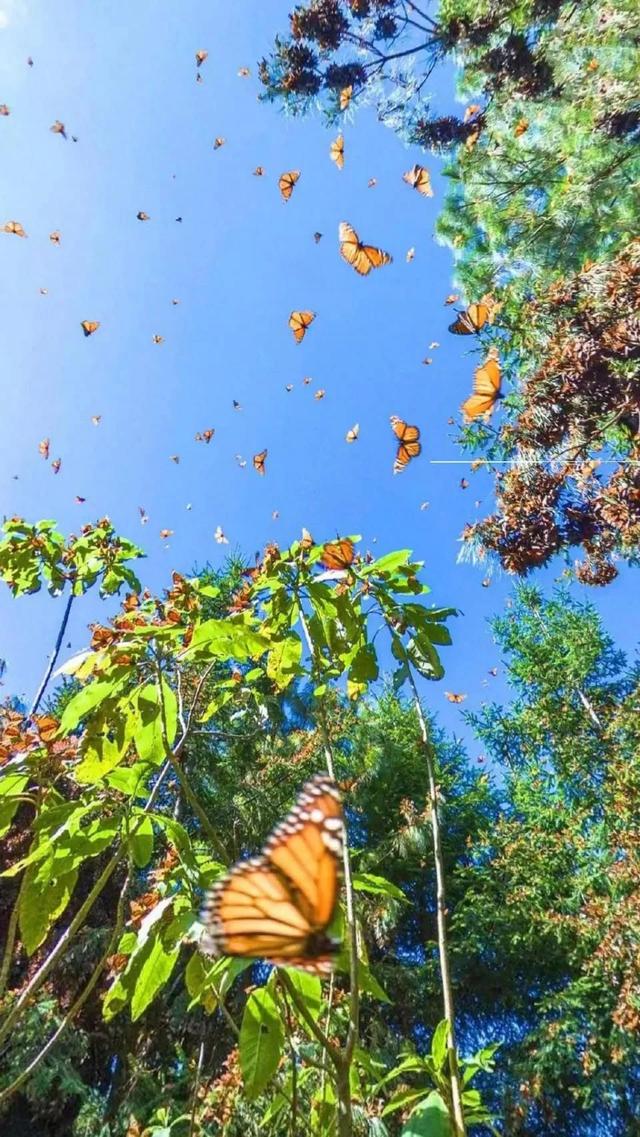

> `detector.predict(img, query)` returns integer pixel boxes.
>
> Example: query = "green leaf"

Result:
[239,987,284,1099]
[352,872,407,901]
[400,1091,452,1137]
[357,959,391,1003]
[59,677,126,734]
[19,863,79,954]
[183,618,270,661]
[430,1020,449,1073]
[382,1088,430,1118]
[185,951,207,999]
[266,634,303,689]
[130,933,180,1021]
[0,774,29,838]
[130,815,154,867]
[284,968,322,1017]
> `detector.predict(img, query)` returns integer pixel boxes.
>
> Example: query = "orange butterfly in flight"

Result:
[461,353,502,421]
[339,85,352,111]
[213,137,226,150]
[137,211,150,221]
[253,449,267,475]
[403,164,433,197]
[50,120,67,139]
[195,429,215,443]
[448,302,490,335]
[3,221,27,237]
[0,104,9,116]
[279,170,300,202]
[38,438,50,460]
[200,774,344,974]
[289,310,315,343]
[390,416,421,474]
[330,135,344,170]
[345,423,359,443]
[81,320,100,336]
[49,231,61,245]
[339,222,392,276]
[320,538,355,571]
[195,50,208,67]
[445,692,467,704]
[341,220,391,276]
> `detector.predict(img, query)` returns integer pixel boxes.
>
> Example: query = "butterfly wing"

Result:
[339,221,391,276]
[330,135,344,170]
[403,164,433,197]
[253,449,267,474]
[279,170,300,202]
[320,539,355,570]
[462,359,501,421]
[201,775,343,973]
[289,310,315,343]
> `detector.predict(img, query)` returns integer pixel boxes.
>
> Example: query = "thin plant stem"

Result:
[404,666,467,1137]
[188,1024,206,1137]
[0,868,130,1105]
[0,759,172,1049]
[29,588,74,717]
[0,896,20,999]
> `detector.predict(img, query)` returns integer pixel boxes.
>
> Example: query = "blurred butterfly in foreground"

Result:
[289,309,315,343]
[339,221,392,276]
[448,302,490,336]
[403,164,433,197]
[390,416,421,474]
[461,353,502,421]
[200,774,344,974]
[320,538,355,571]
[279,170,300,202]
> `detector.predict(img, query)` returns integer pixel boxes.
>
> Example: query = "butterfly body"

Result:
[201,774,343,974]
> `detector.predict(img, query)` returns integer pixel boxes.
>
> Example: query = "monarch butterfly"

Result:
[461,356,502,422]
[320,538,355,571]
[253,449,267,475]
[137,211,150,221]
[81,320,100,336]
[339,86,352,111]
[314,389,326,401]
[160,529,173,539]
[74,496,86,504]
[445,692,467,703]
[345,423,359,443]
[448,302,490,336]
[152,334,164,344]
[50,120,66,138]
[51,458,61,474]
[213,137,225,150]
[444,294,459,306]
[214,526,229,544]
[38,438,50,460]
[139,506,149,525]
[390,416,421,474]
[0,104,9,115]
[200,774,343,974]
[170,454,180,464]
[339,221,392,276]
[289,310,315,343]
[91,415,101,426]
[406,247,415,262]
[3,220,27,237]
[313,231,322,244]
[49,231,61,244]
[330,135,344,170]
[195,50,208,67]
[238,67,250,77]
[279,170,300,202]
[514,118,529,137]
[253,166,265,176]
[367,178,377,189]
[195,429,215,443]
[402,164,433,197]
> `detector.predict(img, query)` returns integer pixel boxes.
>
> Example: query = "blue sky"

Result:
[0,0,636,741]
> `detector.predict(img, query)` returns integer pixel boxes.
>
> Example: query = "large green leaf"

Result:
[19,862,79,954]
[284,968,322,1017]
[430,1020,450,1073]
[182,618,270,661]
[266,634,303,689]
[239,987,284,1099]
[352,872,407,901]
[130,814,154,867]
[400,1091,452,1137]
[59,677,126,734]
[130,933,180,1021]
[0,774,29,838]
